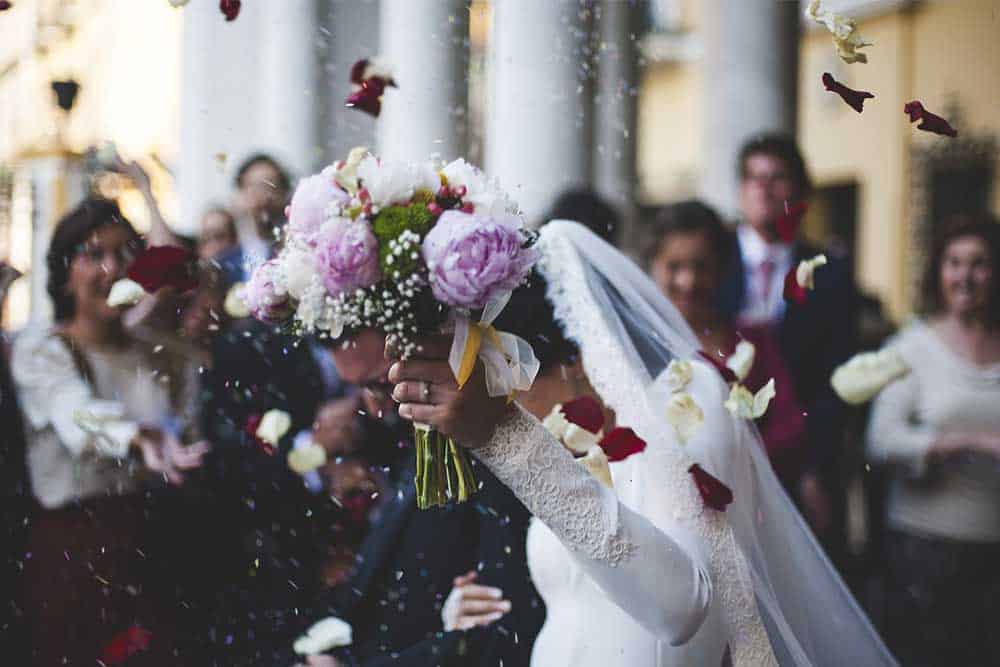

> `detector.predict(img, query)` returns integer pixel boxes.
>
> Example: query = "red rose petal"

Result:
[345,78,393,118]
[598,427,647,462]
[0,2,13,11]
[126,245,198,294]
[697,350,738,384]
[689,464,733,512]
[775,200,808,243]
[560,395,605,434]
[220,0,240,21]
[349,59,369,85]
[903,100,958,138]
[100,626,152,665]
[822,72,874,114]
[782,266,807,305]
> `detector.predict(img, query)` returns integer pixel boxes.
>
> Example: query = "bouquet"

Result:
[245,147,540,508]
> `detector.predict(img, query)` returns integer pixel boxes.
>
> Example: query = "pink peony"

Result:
[245,259,294,323]
[288,167,350,238]
[314,218,381,297]
[422,210,537,310]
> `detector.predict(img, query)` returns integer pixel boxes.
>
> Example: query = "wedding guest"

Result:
[10,197,208,666]
[197,205,239,261]
[718,134,858,544]
[109,150,184,248]
[545,188,621,245]
[866,213,1000,667]
[294,293,555,665]
[646,200,807,488]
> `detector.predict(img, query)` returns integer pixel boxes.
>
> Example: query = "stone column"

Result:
[377,0,468,164]
[486,0,593,223]
[700,0,799,219]
[593,0,639,248]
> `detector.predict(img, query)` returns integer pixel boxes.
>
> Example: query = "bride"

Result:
[388,220,896,666]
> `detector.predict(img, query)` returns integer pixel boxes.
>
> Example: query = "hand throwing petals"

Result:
[806,0,872,64]
[831,347,909,404]
[822,72,874,113]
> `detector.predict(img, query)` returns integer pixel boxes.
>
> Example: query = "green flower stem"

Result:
[413,424,477,509]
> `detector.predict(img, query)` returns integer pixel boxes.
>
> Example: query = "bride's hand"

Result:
[388,335,511,447]
[442,571,511,631]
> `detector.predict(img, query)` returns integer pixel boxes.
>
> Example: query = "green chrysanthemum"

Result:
[372,203,436,276]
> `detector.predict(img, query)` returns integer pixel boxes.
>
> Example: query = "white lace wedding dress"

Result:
[471,222,897,666]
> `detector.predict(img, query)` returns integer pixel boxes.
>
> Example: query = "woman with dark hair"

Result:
[645,200,807,488]
[867,213,1000,666]
[11,197,208,665]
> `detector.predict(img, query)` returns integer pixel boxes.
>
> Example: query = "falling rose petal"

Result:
[666,392,704,444]
[220,0,240,21]
[0,1,13,10]
[903,101,958,138]
[783,266,808,305]
[126,245,198,294]
[689,464,734,512]
[784,255,826,305]
[822,73,874,113]
[559,395,605,434]
[775,201,808,243]
[598,427,647,462]
[805,0,872,64]
[697,350,738,384]
[244,414,275,456]
[725,340,756,383]
[724,379,776,419]
[345,58,397,118]
[831,347,909,405]
[100,626,153,665]
[579,446,614,488]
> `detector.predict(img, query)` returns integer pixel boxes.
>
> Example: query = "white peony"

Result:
[293,616,353,655]
[796,254,828,291]
[357,156,440,209]
[107,278,145,308]
[579,446,613,488]
[666,392,704,444]
[831,347,909,405]
[223,283,250,318]
[280,247,317,301]
[256,409,292,446]
[664,359,693,393]
[726,341,756,383]
[724,379,776,419]
[440,158,517,216]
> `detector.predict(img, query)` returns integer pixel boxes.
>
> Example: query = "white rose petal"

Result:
[579,446,613,488]
[107,278,145,308]
[664,360,693,393]
[563,423,601,455]
[256,409,292,446]
[796,254,828,291]
[806,0,873,64]
[726,341,757,383]
[666,392,704,443]
[288,442,327,475]
[831,347,909,405]
[542,404,571,440]
[223,283,251,318]
[292,616,353,656]
[334,146,368,195]
[724,379,776,419]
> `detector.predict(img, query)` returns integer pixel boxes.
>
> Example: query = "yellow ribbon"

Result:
[455,322,508,390]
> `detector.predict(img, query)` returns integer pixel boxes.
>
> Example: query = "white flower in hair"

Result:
[107,278,145,308]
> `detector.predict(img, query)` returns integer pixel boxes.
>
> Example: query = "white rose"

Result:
[725,341,756,383]
[563,423,601,455]
[256,409,292,446]
[223,283,250,318]
[666,392,704,444]
[579,446,613,488]
[293,616,353,656]
[796,254,828,291]
[287,440,327,475]
[724,379,776,419]
[831,347,909,405]
[107,278,145,308]
[281,247,317,301]
[663,359,693,393]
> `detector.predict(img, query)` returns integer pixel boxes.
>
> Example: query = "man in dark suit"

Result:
[719,134,858,557]
[292,328,544,667]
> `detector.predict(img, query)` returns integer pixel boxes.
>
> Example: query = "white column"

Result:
[486,0,593,223]
[377,0,468,164]
[700,0,798,219]
[258,0,321,178]
[593,0,638,248]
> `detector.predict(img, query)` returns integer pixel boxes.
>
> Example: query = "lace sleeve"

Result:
[473,403,713,646]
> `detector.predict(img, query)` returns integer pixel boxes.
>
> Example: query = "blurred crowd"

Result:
[1,135,998,666]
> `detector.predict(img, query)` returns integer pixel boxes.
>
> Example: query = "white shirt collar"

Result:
[737,223,793,267]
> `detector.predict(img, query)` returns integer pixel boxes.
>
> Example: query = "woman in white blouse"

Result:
[867,214,1000,667]
[12,198,207,666]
